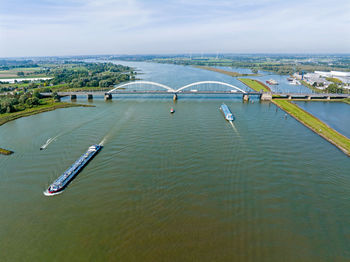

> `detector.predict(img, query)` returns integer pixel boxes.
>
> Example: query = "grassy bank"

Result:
[0,147,13,155]
[273,100,350,156]
[0,100,93,126]
[195,66,259,77]
[343,98,350,105]
[300,80,323,93]
[238,78,271,92]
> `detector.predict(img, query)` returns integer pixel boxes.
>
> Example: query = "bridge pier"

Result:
[261,93,272,101]
[327,96,331,100]
[87,94,93,100]
[173,93,178,101]
[104,93,112,101]
[307,96,311,100]
[243,94,249,102]
[288,95,292,100]
[70,94,77,100]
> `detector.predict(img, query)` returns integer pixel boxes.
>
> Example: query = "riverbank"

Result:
[238,78,271,92]
[0,147,13,155]
[194,66,259,77]
[343,98,350,105]
[0,101,93,126]
[240,78,350,156]
[273,100,350,156]
[300,80,323,93]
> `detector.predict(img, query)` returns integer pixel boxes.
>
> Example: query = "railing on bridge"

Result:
[40,80,350,101]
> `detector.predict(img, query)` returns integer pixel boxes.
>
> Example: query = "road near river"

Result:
[0,61,350,261]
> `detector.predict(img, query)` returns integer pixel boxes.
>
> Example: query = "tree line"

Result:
[0,92,42,114]
[48,62,135,88]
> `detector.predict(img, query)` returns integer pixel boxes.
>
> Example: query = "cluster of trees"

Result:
[0,60,39,70]
[49,62,135,88]
[326,83,345,93]
[0,92,42,114]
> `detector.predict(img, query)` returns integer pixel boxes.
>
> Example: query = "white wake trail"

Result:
[40,135,59,150]
[229,121,240,136]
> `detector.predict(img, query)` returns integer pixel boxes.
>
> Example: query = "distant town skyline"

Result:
[1,0,350,57]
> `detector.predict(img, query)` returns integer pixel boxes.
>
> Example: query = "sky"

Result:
[0,0,349,57]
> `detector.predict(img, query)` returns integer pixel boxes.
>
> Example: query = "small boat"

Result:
[266,79,279,85]
[40,138,53,150]
[44,144,102,196]
[220,103,235,121]
[170,108,175,114]
[289,79,300,85]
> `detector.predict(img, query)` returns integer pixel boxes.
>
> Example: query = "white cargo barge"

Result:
[220,103,235,121]
[44,144,102,196]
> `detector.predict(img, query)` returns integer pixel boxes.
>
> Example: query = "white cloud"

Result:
[0,0,349,56]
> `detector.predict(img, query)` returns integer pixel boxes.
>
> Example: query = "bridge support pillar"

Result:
[261,93,272,101]
[288,95,292,100]
[243,94,249,102]
[70,94,77,100]
[87,94,93,100]
[307,96,311,100]
[173,93,178,101]
[327,96,331,100]
[104,93,112,101]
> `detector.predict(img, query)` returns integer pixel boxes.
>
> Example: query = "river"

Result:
[0,61,350,261]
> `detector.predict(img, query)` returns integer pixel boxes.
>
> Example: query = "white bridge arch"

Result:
[175,81,246,93]
[107,80,246,93]
[108,81,175,93]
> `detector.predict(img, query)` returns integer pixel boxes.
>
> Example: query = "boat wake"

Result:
[229,121,240,136]
[40,109,111,150]
[99,106,135,146]
[99,137,107,146]
[40,135,59,150]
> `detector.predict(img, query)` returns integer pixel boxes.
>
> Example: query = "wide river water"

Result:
[1,62,350,261]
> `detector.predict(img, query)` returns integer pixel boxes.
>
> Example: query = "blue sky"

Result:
[0,0,349,57]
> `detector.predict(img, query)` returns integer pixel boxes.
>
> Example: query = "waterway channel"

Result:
[0,61,349,261]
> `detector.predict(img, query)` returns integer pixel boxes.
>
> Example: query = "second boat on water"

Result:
[44,144,102,196]
[220,103,235,121]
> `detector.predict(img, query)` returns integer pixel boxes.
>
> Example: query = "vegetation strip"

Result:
[238,78,271,92]
[0,147,13,155]
[0,101,93,126]
[240,77,350,156]
[343,98,350,105]
[273,100,350,156]
[194,66,259,77]
[300,80,323,93]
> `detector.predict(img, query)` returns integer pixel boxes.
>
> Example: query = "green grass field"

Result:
[194,66,258,77]
[0,99,93,126]
[238,78,271,92]
[0,67,44,79]
[273,100,350,156]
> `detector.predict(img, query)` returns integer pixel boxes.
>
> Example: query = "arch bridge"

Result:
[107,80,247,94]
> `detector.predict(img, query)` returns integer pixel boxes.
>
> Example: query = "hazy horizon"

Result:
[1,0,349,57]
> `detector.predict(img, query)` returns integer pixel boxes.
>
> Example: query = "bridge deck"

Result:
[40,91,350,98]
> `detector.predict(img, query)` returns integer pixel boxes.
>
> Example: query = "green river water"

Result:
[0,62,349,261]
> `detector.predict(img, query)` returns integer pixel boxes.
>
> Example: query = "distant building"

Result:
[303,73,331,88]
[330,71,350,77]
[314,71,332,77]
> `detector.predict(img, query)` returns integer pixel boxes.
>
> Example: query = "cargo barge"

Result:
[220,103,235,121]
[44,144,102,196]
